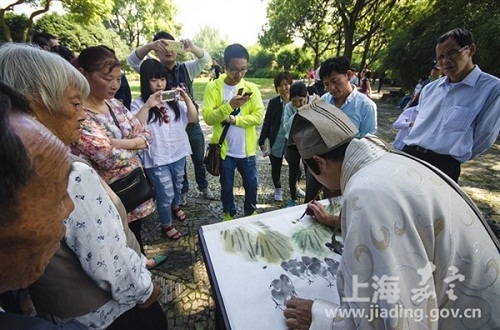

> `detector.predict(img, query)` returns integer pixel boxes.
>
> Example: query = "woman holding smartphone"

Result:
[130,59,198,240]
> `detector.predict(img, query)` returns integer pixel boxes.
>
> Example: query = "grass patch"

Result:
[129,77,275,101]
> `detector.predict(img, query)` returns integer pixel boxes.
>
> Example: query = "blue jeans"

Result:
[146,157,186,227]
[220,155,257,216]
[181,122,208,194]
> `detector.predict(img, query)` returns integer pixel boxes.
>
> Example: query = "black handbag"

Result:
[204,108,240,176]
[204,122,230,176]
[109,167,155,212]
[107,106,155,212]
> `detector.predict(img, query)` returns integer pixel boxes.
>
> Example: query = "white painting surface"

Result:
[200,201,342,330]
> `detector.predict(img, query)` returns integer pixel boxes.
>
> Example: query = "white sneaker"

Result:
[274,188,283,201]
[297,188,306,198]
[179,193,188,206]
[201,187,214,199]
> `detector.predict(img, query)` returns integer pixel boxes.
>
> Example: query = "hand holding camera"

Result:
[160,89,180,102]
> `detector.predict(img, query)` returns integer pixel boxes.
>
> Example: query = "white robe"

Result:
[310,137,500,329]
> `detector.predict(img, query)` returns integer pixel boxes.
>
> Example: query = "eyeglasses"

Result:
[227,67,248,75]
[433,45,470,64]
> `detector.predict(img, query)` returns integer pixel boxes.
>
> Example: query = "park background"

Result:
[0,0,498,93]
[1,1,499,328]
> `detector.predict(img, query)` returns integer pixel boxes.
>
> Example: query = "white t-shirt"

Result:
[223,84,246,158]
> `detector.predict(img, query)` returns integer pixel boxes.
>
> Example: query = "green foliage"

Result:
[108,0,180,49]
[34,13,130,67]
[0,0,113,42]
[384,0,499,89]
[192,26,228,61]
[247,49,275,76]
[0,13,29,42]
[260,0,338,68]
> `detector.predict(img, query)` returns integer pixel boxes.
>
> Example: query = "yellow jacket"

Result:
[202,74,264,159]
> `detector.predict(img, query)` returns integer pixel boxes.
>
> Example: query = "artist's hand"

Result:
[138,284,161,309]
[307,200,339,228]
[283,296,313,330]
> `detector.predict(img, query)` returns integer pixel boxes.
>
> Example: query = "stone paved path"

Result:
[141,88,499,329]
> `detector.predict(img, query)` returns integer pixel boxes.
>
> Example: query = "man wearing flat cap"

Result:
[283,100,500,329]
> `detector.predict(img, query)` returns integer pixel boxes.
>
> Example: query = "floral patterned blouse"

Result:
[74,98,155,222]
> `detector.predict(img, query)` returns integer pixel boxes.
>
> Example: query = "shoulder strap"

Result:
[179,63,193,96]
[107,103,120,128]
[365,136,500,252]
[217,108,241,145]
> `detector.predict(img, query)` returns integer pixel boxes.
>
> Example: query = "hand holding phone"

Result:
[164,40,184,53]
[237,88,252,97]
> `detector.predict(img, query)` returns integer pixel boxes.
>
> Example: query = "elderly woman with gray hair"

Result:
[0,43,167,329]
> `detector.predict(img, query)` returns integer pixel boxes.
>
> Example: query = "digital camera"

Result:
[161,90,179,102]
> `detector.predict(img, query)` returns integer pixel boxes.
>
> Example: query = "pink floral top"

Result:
[74,98,155,222]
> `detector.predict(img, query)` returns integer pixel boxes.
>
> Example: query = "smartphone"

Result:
[161,90,179,102]
[237,88,244,96]
[164,40,184,53]
[243,92,253,97]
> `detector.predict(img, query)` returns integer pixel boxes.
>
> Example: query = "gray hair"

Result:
[0,43,90,116]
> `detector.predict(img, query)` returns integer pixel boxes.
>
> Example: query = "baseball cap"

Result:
[289,99,358,159]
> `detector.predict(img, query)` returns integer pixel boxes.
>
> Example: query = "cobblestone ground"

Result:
[141,88,500,329]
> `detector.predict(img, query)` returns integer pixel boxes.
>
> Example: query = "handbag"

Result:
[109,167,155,212]
[204,123,230,176]
[107,105,155,212]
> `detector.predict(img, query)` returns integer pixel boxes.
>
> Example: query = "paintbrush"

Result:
[299,188,323,220]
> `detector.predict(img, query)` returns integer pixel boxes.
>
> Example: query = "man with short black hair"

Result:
[202,44,264,221]
[403,27,500,182]
[128,32,214,202]
[305,56,377,202]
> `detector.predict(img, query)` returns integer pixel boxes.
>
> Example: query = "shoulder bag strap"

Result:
[218,108,241,146]
[107,103,120,128]
[365,136,500,252]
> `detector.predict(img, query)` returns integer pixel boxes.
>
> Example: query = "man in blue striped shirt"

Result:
[403,28,500,182]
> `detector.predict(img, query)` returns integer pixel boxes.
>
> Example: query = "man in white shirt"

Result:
[403,27,500,182]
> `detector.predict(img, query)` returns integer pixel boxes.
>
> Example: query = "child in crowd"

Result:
[283,82,317,207]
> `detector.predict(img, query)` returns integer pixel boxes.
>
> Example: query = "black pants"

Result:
[129,218,144,255]
[285,146,303,200]
[269,154,283,189]
[106,301,168,330]
[402,145,461,182]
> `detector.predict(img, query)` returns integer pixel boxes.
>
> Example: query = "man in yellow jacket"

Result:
[202,44,264,221]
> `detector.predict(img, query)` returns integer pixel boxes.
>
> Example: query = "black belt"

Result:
[405,145,459,162]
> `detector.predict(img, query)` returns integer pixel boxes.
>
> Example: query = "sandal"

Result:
[146,255,167,270]
[163,225,182,240]
[172,207,187,221]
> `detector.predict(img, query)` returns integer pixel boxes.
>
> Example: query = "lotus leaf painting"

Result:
[199,199,342,329]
